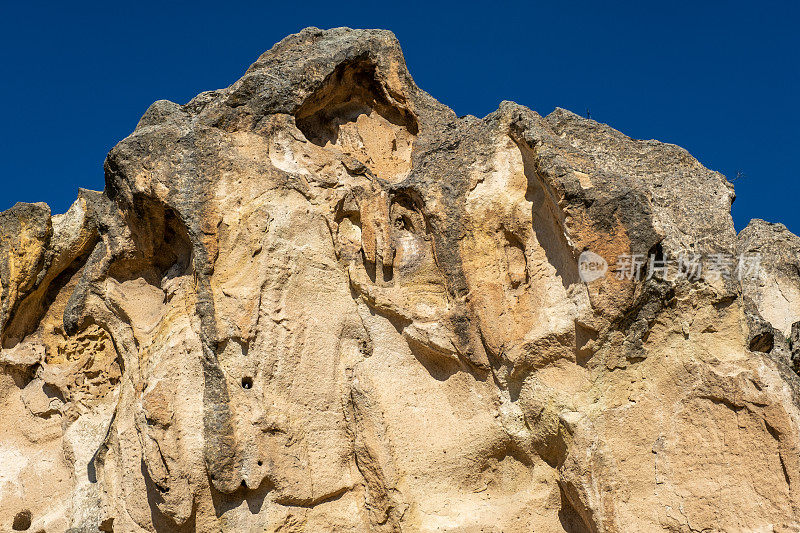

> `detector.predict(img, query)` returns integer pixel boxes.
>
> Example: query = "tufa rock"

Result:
[1,27,799,532]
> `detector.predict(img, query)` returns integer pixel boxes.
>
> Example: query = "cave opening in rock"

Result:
[295,57,418,183]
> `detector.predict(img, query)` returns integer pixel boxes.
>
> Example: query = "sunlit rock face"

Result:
[2,27,800,532]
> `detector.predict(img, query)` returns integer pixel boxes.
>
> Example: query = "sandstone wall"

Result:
[1,27,799,532]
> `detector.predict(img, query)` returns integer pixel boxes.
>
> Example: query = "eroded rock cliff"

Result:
[1,27,800,532]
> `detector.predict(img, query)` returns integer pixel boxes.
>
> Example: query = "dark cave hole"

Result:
[12,509,32,531]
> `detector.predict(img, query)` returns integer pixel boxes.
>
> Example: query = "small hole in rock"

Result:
[241,377,253,389]
[99,516,115,532]
[257,460,263,466]
[12,509,32,531]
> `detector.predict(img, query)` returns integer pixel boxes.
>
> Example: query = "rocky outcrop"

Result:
[738,219,800,368]
[1,27,799,532]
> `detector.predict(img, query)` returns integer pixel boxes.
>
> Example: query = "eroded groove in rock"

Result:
[1,26,800,532]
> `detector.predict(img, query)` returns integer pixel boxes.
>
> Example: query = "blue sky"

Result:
[1,1,797,233]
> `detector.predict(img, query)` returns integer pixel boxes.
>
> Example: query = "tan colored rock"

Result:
[1,27,800,532]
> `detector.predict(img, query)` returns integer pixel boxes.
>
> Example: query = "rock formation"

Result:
[1,27,800,532]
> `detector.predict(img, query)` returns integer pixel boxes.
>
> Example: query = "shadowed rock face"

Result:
[1,27,799,532]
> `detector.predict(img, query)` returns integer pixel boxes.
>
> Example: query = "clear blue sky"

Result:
[1,1,797,233]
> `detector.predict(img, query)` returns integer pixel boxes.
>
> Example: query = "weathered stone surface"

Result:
[1,27,800,532]
[738,219,800,368]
